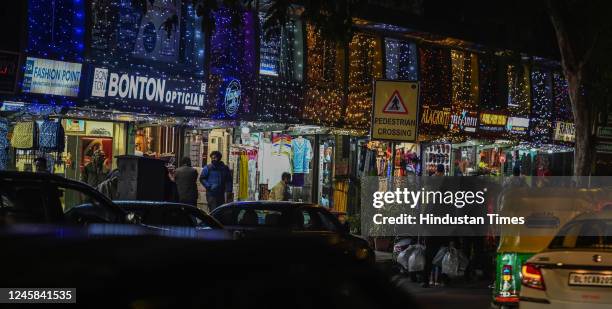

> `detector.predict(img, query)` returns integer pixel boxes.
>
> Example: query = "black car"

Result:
[0,171,129,225]
[67,201,223,231]
[210,201,375,263]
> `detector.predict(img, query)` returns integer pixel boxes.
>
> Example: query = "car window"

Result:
[549,219,612,250]
[313,209,339,232]
[295,209,329,231]
[0,182,48,224]
[58,184,117,222]
[188,209,220,230]
[236,209,283,227]
[162,208,195,227]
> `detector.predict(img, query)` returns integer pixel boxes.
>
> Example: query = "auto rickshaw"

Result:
[493,185,603,307]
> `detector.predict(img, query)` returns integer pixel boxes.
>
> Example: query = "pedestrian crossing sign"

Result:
[371,80,419,142]
[382,90,409,114]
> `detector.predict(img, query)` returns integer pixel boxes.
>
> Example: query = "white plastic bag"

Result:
[432,246,448,266]
[408,244,425,272]
[441,247,459,277]
[397,245,417,270]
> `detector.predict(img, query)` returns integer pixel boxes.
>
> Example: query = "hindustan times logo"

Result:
[372,188,487,209]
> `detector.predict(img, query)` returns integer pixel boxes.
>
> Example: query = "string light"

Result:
[384,38,417,81]
[553,71,573,121]
[507,63,531,117]
[303,23,344,126]
[478,53,502,110]
[530,68,553,144]
[451,50,478,109]
[419,46,451,108]
[346,33,382,129]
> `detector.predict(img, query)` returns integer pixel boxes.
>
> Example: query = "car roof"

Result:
[569,209,612,221]
[213,201,321,212]
[113,201,198,208]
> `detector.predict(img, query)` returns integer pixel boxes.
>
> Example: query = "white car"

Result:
[519,210,612,308]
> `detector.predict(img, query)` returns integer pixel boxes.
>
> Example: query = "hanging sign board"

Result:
[449,109,478,133]
[553,121,575,142]
[371,80,419,141]
[0,51,19,94]
[22,57,82,97]
[479,112,507,133]
[506,117,530,135]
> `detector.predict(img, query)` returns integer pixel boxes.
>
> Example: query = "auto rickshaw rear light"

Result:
[522,263,545,290]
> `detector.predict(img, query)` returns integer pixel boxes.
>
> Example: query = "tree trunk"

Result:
[569,76,595,176]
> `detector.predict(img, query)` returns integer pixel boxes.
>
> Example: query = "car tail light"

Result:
[522,263,545,290]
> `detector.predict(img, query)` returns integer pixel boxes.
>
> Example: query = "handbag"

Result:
[39,120,65,152]
[10,121,38,150]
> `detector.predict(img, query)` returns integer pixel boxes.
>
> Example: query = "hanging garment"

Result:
[38,120,65,152]
[238,154,249,200]
[248,158,257,200]
[258,142,292,186]
[11,121,38,149]
[0,119,8,171]
[292,173,305,187]
[291,138,312,173]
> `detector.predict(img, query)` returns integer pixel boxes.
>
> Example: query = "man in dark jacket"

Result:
[174,157,199,206]
[199,151,232,211]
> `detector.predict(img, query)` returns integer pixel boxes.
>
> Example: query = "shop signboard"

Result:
[65,119,85,133]
[22,57,82,97]
[85,121,114,137]
[0,51,19,94]
[596,142,612,154]
[597,126,612,140]
[371,80,419,142]
[89,67,207,113]
[479,112,507,133]
[420,105,451,130]
[449,109,478,133]
[553,121,575,142]
[506,117,530,135]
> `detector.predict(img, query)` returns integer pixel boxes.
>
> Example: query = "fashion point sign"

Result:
[90,67,207,112]
[22,57,82,97]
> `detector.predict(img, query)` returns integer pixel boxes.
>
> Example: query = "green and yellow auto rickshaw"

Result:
[493,186,602,307]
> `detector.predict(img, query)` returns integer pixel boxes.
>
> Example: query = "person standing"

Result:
[34,157,49,173]
[174,157,199,206]
[199,151,232,211]
[81,150,108,188]
[269,172,292,201]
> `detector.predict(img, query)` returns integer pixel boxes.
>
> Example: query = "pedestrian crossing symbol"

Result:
[382,90,409,114]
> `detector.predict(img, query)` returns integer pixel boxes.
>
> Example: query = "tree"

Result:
[546,0,612,176]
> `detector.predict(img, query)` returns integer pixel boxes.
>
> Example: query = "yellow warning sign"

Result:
[371,80,419,141]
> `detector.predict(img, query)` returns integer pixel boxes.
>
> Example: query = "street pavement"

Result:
[376,251,493,309]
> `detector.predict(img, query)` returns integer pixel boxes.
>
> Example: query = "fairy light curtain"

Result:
[478,54,507,111]
[27,0,85,61]
[255,13,304,122]
[419,46,452,108]
[530,67,554,144]
[208,8,257,119]
[303,23,345,126]
[450,50,479,109]
[346,33,383,129]
[384,38,418,81]
[507,62,532,117]
[553,72,573,122]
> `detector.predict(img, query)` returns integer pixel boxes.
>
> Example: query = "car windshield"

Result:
[548,219,612,251]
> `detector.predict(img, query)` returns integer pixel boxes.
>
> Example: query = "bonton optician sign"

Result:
[90,67,207,112]
[371,80,419,142]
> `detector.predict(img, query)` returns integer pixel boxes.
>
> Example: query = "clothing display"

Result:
[292,172,305,187]
[0,119,8,171]
[238,154,249,200]
[291,137,312,173]
[10,121,38,150]
[38,120,65,152]
[272,133,292,156]
[258,141,292,187]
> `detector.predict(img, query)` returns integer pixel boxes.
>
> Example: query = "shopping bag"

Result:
[432,246,448,266]
[408,244,425,272]
[441,247,460,277]
[397,245,417,270]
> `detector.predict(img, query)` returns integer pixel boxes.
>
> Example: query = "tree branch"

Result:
[546,0,579,74]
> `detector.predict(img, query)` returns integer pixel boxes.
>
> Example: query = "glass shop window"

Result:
[259,12,304,81]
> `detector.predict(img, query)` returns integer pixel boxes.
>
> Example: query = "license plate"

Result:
[569,273,612,287]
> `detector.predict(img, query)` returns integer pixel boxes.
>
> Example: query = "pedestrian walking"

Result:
[174,157,199,206]
[199,151,232,211]
[269,172,292,201]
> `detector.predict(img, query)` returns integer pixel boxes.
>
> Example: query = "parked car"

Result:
[210,201,375,263]
[519,210,612,308]
[0,228,418,308]
[66,201,223,230]
[0,171,130,225]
